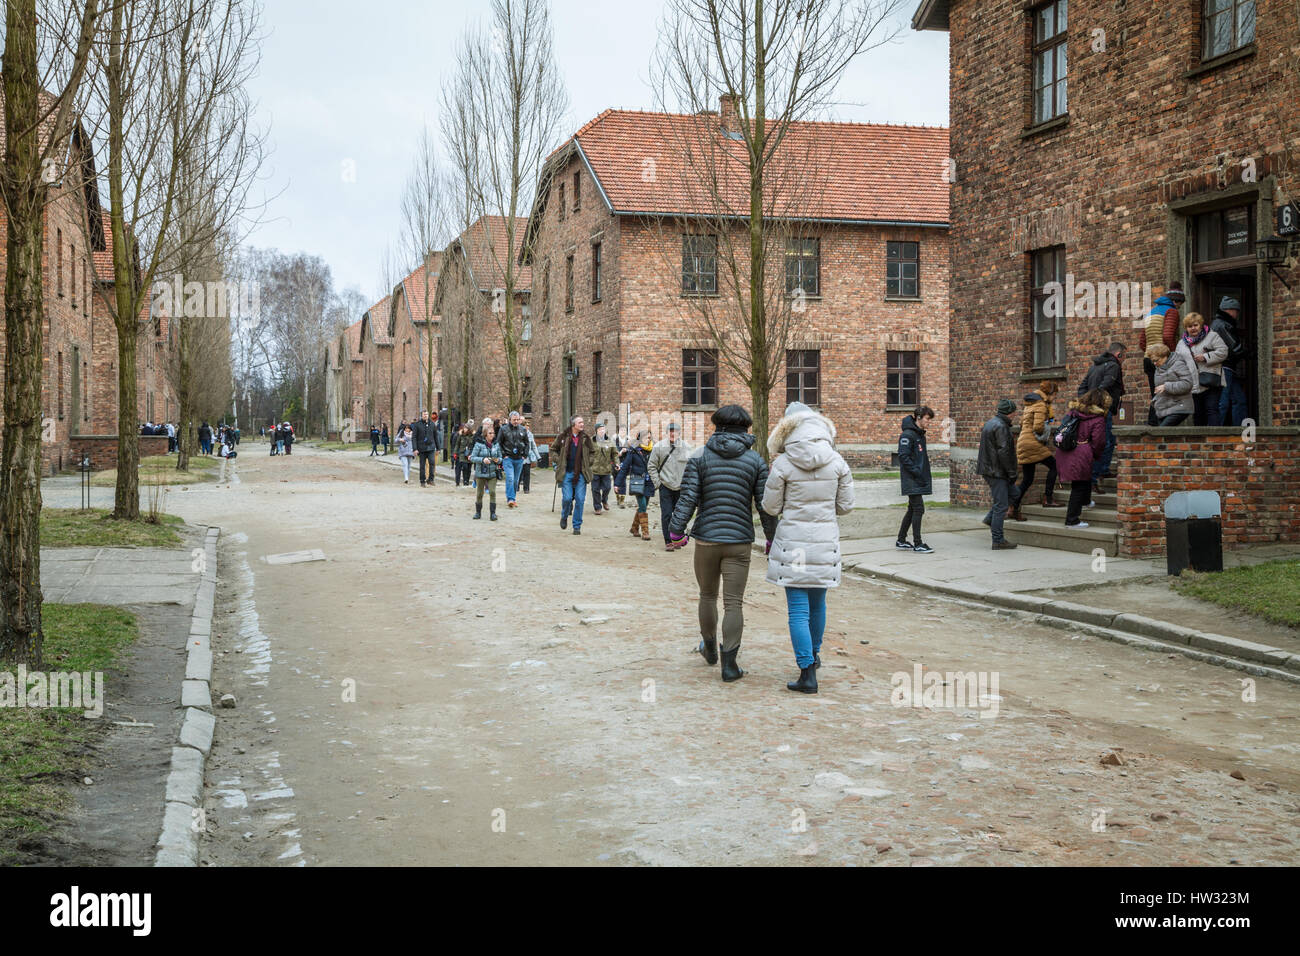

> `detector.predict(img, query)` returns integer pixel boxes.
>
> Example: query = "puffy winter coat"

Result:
[469,438,502,479]
[397,434,415,459]
[1053,402,1108,483]
[1016,394,1055,466]
[897,415,933,496]
[1152,351,1196,419]
[668,431,776,544]
[762,410,854,589]
[1077,352,1126,409]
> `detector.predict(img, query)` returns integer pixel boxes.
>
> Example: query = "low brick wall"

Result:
[1115,426,1300,558]
[839,443,952,472]
[67,435,171,472]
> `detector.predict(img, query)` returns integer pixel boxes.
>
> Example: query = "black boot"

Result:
[490,503,498,521]
[697,637,718,666]
[814,651,821,669]
[720,647,744,682]
[786,665,818,694]
[474,504,482,519]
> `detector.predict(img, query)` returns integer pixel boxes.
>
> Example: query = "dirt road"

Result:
[158,442,1299,865]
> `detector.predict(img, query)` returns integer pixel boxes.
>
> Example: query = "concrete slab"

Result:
[262,549,326,565]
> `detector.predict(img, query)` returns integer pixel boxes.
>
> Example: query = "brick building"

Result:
[516,106,951,457]
[914,0,1300,556]
[325,318,366,439]
[359,294,392,431]
[433,215,531,426]
[0,98,170,475]
[389,253,443,424]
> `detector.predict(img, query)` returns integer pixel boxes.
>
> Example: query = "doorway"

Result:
[1194,270,1256,423]
[562,353,576,425]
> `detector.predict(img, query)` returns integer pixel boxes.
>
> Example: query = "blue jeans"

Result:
[561,471,588,529]
[983,476,1010,543]
[785,587,827,669]
[1091,411,1115,483]
[503,456,526,501]
[1219,367,1248,427]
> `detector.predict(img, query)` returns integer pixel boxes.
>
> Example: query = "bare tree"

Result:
[87,0,264,518]
[446,0,568,412]
[651,0,903,451]
[0,0,101,663]
[400,124,451,415]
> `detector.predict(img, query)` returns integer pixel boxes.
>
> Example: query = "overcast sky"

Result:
[244,0,949,304]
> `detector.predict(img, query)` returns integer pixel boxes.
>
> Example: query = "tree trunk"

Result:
[748,0,771,458]
[0,4,47,663]
[176,319,193,471]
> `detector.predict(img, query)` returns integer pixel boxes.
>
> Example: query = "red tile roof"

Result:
[398,252,442,326]
[364,295,392,345]
[562,109,949,225]
[344,319,364,362]
[456,215,531,291]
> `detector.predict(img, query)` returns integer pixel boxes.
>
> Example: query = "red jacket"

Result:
[1054,404,1108,484]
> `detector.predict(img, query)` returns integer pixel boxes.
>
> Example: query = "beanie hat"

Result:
[784,401,813,418]
[997,399,1017,416]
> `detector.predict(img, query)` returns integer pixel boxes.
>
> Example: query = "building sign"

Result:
[1279,201,1300,237]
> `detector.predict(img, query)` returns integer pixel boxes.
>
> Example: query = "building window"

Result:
[1204,0,1255,60]
[886,350,920,407]
[786,349,820,406]
[83,360,89,421]
[886,241,919,298]
[785,237,819,297]
[522,319,532,343]
[543,261,551,319]
[565,254,574,312]
[592,351,602,411]
[558,182,566,222]
[543,361,551,415]
[682,349,718,407]
[71,251,77,309]
[591,242,602,302]
[522,376,533,415]
[1031,246,1067,369]
[57,351,64,419]
[1194,205,1254,263]
[57,229,63,295]
[682,235,718,295]
[1031,0,1068,125]
[573,170,581,212]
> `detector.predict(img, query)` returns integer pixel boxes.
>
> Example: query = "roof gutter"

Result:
[613,210,950,229]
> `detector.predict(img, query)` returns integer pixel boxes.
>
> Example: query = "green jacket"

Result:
[589,439,617,476]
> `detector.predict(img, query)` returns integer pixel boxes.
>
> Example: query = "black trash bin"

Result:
[1165,491,1223,576]
[537,448,550,469]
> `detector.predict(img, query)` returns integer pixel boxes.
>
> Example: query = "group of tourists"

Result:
[504,404,855,693]
[1142,284,1251,428]
[393,410,445,485]
[265,421,294,456]
[192,421,240,457]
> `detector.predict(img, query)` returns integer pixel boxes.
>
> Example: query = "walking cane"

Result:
[551,472,558,512]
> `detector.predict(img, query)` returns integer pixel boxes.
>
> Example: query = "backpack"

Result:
[1054,414,1082,452]
[1215,319,1247,364]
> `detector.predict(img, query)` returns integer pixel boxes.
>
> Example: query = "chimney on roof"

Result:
[719,94,740,133]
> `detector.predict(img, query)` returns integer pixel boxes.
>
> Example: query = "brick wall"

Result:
[1115,426,1300,557]
[941,0,1300,514]
[68,434,170,472]
[526,150,952,448]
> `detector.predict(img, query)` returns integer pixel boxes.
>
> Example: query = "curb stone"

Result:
[154,526,220,866]
[841,559,1300,683]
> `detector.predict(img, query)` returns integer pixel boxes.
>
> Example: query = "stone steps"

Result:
[1019,503,1120,528]
[1003,517,1119,556]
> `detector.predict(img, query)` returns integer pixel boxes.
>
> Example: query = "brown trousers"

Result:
[693,541,752,652]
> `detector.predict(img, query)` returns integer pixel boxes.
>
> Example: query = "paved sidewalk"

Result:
[841,526,1159,592]
[841,525,1300,595]
[42,546,199,605]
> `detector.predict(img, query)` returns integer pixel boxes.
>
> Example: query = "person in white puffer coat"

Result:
[762,402,855,695]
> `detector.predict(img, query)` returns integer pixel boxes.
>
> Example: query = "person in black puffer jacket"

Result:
[896,406,935,552]
[668,405,778,683]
